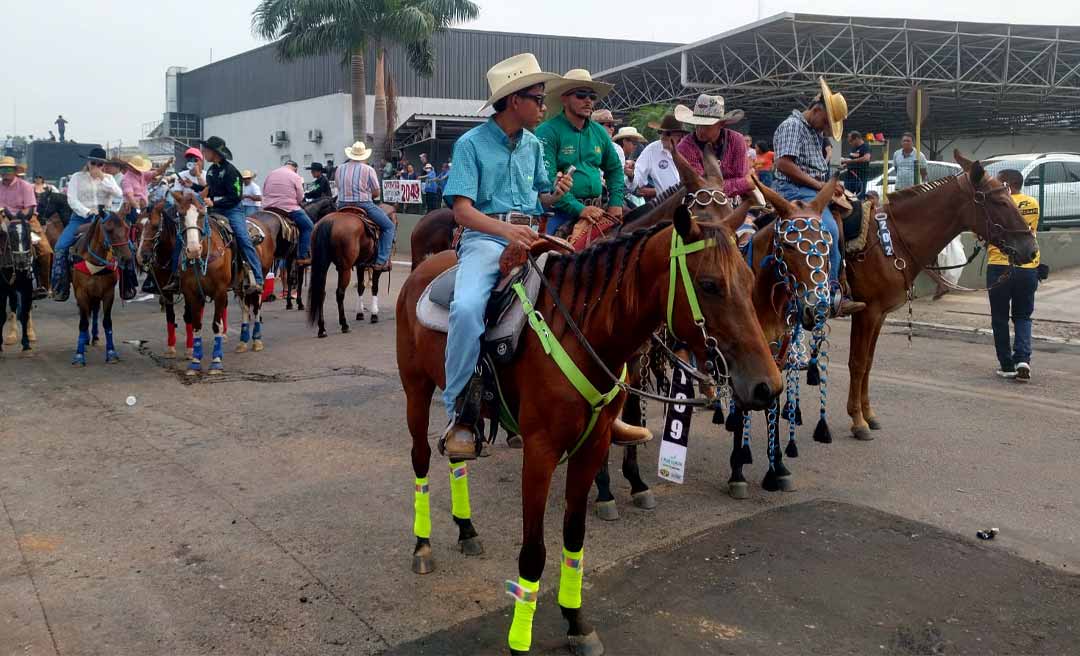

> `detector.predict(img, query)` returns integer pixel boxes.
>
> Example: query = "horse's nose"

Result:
[751,381,776,409]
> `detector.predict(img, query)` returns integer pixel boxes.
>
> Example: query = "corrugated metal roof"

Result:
[177,28,678,118]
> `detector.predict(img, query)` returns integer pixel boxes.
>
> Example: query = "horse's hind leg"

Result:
[406,376,438,575]
[251,297,264,352]
[73,293,89,366]
[336,266,351,333]
[90,305,100,345]
[209,295,226,374]
[593,449,619,521]
[369,270,381,324]
[103,290,119,363]
[355,264,366,321]
[620,395,655,509]
[236,298,251,353]
[16,284,31,352]
[862,313,886,430]
[295,265,305,312]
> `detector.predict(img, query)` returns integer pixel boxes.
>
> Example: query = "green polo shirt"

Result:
[535,112,625,216]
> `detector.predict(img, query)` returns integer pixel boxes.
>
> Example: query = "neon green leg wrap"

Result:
[506,577,540,652]
[413,477,431,539]
[558,547,584,609]
[449,461,472,520]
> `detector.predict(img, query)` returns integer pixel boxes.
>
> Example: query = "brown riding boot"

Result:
[610,419,653,446]
[440,422,481,460]
[835,265,866,317]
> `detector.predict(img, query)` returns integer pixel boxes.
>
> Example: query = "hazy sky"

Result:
[5,1,1079,146]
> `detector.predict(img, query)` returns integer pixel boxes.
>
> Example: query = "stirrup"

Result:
[437,373,484,459]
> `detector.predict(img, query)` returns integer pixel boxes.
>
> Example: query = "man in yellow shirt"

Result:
[987,169,1040,382]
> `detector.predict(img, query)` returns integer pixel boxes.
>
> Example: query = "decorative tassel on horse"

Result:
[724,398,741,433]
[710,399,725,425]
[740,411,753,465]
[806,359,820,386]
[813,416,832,443]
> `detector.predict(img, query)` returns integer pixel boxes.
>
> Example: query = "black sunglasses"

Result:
[569,90,599,101]
[515,92,545,106]
[89,161,104,167]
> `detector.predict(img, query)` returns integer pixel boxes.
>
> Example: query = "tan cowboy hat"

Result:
[479,53,562,111]
[125,154,153,173]
[612,126,647,144]
[819,77,848,142]
[545,69,614,118]
[0,156,17,169]
[240,170,255,179]
[15,164,26,177]
[344,141,373,162]
[673,94,745,126]
[647,114,689,134]
[590,109,616,125]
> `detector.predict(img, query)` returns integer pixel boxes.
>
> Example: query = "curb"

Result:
[883,318,1080,354]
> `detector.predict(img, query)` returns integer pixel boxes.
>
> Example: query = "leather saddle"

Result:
[336,206,384,243]
[842,200,877,255]
[260,207,299,244]
[210,213,266,247]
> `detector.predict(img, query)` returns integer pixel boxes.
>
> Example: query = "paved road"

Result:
[2,272,1078,655]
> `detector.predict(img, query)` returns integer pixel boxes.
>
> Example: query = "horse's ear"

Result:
[170,191,184,206]
[673,203,694,239]
[670,142,705,192]
[970,160,986,186]
[808,176,839,216]
[753,175,797,218]
[702,144,725,184]
[721,199,751,234]
[954,149,973,172]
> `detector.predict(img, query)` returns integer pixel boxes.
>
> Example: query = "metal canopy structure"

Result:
[596,13,1080,138]
[392,113,488,150]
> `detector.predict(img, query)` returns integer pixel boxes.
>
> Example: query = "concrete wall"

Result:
[914,230,1080,295]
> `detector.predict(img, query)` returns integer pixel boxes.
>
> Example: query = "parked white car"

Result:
[982,153,1080,228]
[863,160,962,199]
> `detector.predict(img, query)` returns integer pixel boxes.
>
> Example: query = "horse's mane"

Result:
[885,174,958,206]
[544,219,740,335]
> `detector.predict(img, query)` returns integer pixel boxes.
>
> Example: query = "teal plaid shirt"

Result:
[443,118,550,216]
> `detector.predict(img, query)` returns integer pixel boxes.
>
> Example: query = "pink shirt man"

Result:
[0,176,37,213]
[261,166,305,212]
[676,129,753,198]
[121,170,156,206]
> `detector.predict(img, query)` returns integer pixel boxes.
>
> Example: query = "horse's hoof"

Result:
[252,340,263,352]
[184,349,193,359]
[341,324,350,334]
[105,350,120,363]
[19,347,33,357]
[317,331,327,339]
[458,536,484,556]
[356,312,364,321]
[71,354,86,366]
[728,481,749,500]
[867,417,883,430]
[777,475,796,492]
[235,342,248,353]
[477,441,492,458]
[632,489,657,510]
[163,347,176,359]
[209,363,224,375]
[186,367,200,377]
[297,303,305,311]
[91,337,100,346]
[595,500,620,521]
[412,545,435,575]
[506,434,523,449]
[852,426,874,441]
[568,630,605,656]
[370,314,379,324]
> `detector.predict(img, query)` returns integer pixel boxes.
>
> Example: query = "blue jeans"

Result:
[442,230,506,419]
[773,180,842,283]
[222,205,264,285]
[339,201,395,264]
[52,213,93,289]
[288,209,314,259]
[546,211,574,236]
[987,264,1038,368]
[243,205,260,217]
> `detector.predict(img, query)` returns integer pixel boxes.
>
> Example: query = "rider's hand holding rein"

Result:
[452,196,536,250]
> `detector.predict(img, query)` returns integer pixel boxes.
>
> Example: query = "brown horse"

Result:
[409,207,456,270]
[70,207,134,366]
[305,205,394,337]
[397,203,781,653]
[137,201,194,359]
[1,210,36,354]
[172,192,275,374]
[845,152,1038,439]
[276,197,337,312]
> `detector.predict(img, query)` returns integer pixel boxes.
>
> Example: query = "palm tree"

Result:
[252,0,479,168]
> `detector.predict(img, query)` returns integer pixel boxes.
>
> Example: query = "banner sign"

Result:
[657,366,694,484]
[383,179,422,204]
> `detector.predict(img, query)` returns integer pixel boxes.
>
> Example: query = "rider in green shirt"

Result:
[534,69,625,236]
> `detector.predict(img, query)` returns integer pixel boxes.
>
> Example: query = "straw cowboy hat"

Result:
[344,141,373,162]
[15,164,27,176]
[479,53,561,111]
[125,154,153,173]
[673,94,745,126]
[240,169,256,179]
[0,156,17,170]
[648,114,689,134]
[818,77,848,142]
[590,109,616,125]
[612,126,647,144]
[545,69,614,118]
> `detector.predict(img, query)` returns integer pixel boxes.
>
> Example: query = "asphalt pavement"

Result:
[2,269,1079,655]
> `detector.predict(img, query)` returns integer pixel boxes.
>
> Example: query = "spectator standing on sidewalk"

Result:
[987,168,1040,382]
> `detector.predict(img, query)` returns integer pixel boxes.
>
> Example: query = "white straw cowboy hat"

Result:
[590,109,616,125]
[344,141,373,162]
[545,69,614,118]
[240,170,256,179]
[673,94,745,126]
[818,77,849,142]
[0,156,17,169]
[125,154,153,173]
[612,126,647,144]
[479,53,561,111]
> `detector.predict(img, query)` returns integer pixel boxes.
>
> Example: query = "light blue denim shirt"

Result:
[443,118,551,216]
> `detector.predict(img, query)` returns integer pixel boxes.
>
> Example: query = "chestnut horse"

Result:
[70,207,135,366]
[306,205,394,337]
[844,152,1038,439]
[277,197,337,312]
[409,207,456,270]
[137,201,194,359]
[397,206,781,654]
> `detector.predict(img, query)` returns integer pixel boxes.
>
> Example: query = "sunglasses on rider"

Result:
[515,91,546,107]
[568,90,599,102]
[89,161,105,167]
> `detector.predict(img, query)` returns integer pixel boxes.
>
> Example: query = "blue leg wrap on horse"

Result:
[77,330,89,355]
[212,335,223,360]
[252,321,262,340]
[239,322,250,342]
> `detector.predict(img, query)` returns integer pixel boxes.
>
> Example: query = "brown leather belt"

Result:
[489,212,539,226]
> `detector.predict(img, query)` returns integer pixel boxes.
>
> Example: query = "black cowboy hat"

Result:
[197,136,233,161]
[80,146,109,163]
[647,114,689,134]
[306,162,326,172]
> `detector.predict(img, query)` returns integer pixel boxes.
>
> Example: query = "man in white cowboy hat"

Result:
[240,170,262,216]
[534,68,625,236]
[612,126,646,206]
[674,94,753,199]
[631,113,689,200]
[334,140,395,271]
[772,78,864,316]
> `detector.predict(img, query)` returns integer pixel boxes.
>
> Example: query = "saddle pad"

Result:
[844,201,874,255]
[416,252,551,356]
[262,208,298,243]
[74,260,118,277]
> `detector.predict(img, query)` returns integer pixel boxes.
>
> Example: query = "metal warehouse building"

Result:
[146,29,675,177]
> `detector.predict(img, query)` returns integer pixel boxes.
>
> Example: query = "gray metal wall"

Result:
[178,29,676,118]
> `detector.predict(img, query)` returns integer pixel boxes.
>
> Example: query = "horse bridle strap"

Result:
[666,233,715,332]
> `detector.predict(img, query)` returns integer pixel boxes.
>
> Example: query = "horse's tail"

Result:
[307,217,334,327]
